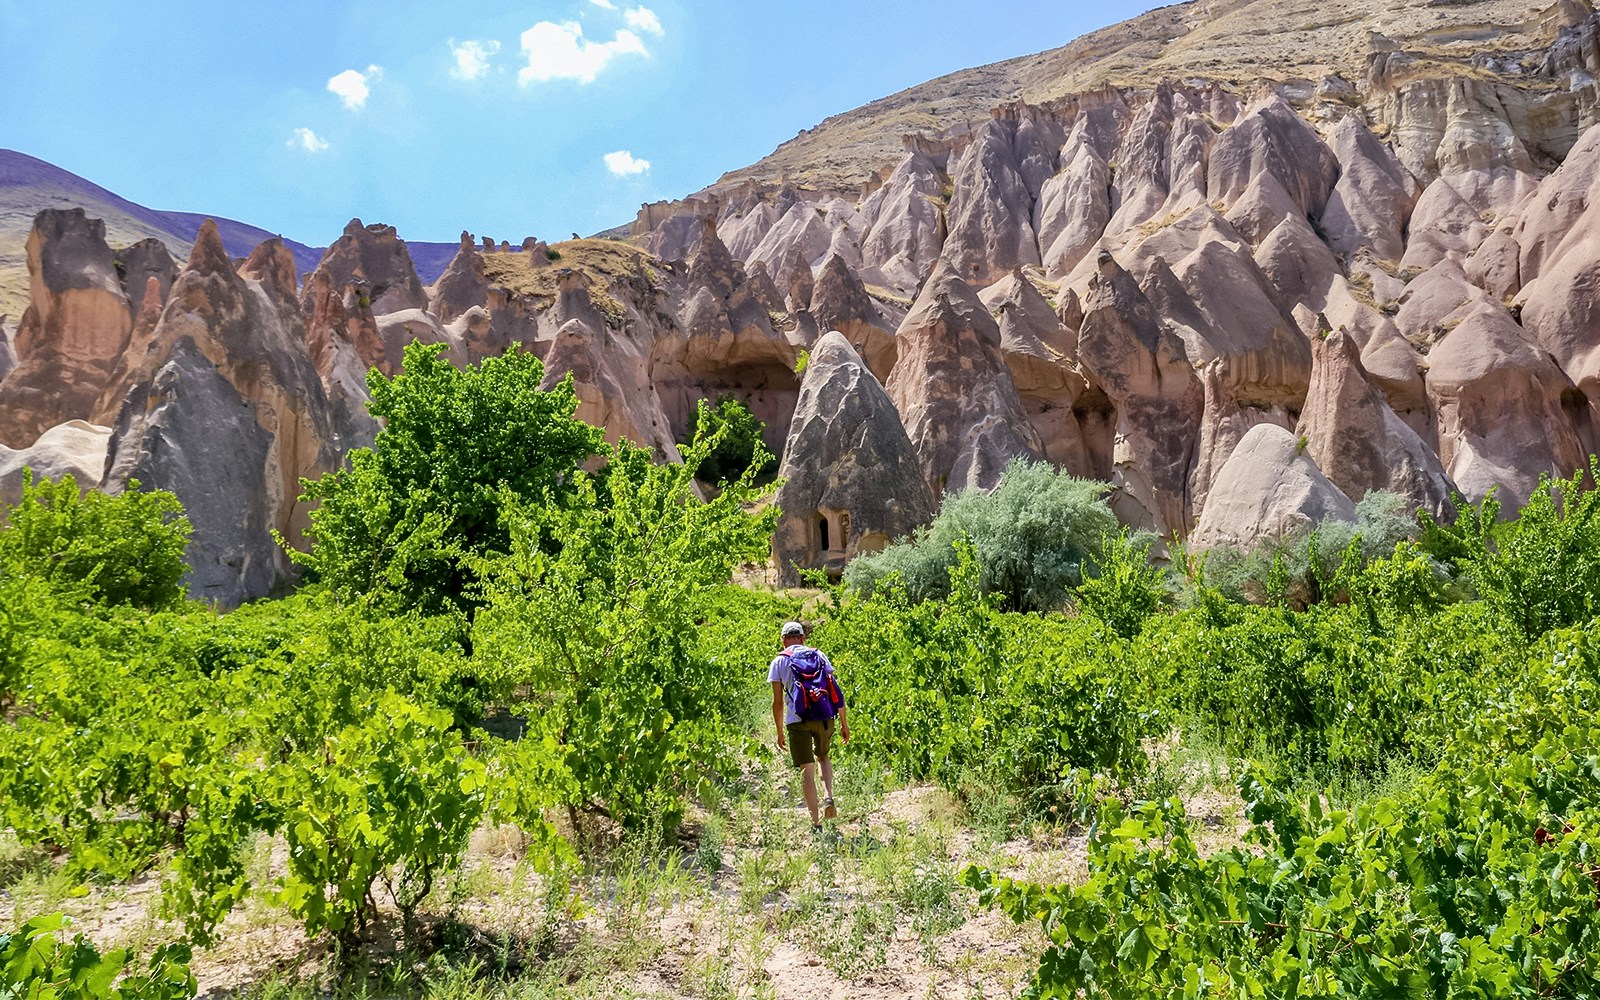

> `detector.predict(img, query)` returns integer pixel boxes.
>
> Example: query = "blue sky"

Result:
[0,0,1154,246]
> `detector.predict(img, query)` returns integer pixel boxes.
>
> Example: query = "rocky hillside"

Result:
[716,0,1586,190]
[6,0,1600,603]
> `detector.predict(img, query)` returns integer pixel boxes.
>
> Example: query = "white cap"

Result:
[781,621,806,638]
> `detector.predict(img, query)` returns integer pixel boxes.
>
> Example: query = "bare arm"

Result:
[771,680,787,750]
[837,697,850,743]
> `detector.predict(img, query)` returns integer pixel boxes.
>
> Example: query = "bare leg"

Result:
[800,763,820,824]
[819,756,836,804]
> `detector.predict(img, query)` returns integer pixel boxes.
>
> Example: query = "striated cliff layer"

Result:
[7,0,1600,598]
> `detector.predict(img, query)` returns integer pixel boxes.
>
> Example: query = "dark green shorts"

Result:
[787,718,834,767]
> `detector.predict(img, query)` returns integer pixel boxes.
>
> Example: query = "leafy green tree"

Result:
[0,472,190,609]
[681,395,775,484]
[472,424,777,833]
[294,343,605,616]
[844,459,1118,611]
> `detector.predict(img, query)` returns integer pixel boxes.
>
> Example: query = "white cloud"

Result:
[586,0,617,8]
[449,39,501,80]
[604,150,650,176]
[289,128,330,153]
[327,65,382,110]
[518,21,647,85]
[624,6,663,35]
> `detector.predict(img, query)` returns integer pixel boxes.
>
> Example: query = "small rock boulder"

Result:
[1191,423,1357,550]
[0,420,112,507]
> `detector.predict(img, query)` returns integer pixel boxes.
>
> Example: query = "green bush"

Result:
[971,622,1600,999]
[1192,490,1422,608]
[267,694,487,948]
[1427,461,1600,639]
[1075,531,1168,638]
[844,459,1118,611]
[814,544,1157,801]
[0,472,190,609]
[1,914,194,1000]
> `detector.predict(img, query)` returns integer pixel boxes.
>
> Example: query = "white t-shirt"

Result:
[768,644,833,726]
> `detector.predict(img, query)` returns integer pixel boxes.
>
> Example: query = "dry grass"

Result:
[864,284,913,309]
[1132,210,1187,242]
[481,239,660,326]
[3,736,1260,1000]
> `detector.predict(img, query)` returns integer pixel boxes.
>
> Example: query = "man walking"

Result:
[770,621,849,831]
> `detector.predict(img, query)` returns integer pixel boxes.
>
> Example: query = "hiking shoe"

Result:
[823,797,837,820]
[812,822,824,836]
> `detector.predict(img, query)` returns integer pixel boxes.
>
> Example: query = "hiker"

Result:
[770,620,849,831]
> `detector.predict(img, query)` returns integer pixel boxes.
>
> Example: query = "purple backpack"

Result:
[786,647,843,722]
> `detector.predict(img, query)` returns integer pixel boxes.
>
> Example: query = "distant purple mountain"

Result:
[0,149,457,284]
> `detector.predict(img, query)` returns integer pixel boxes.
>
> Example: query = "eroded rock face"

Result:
[541,314,678,463]
[1076,252,1204,534]
[103,222,339,605]
[0,323,15,382]
[773,332,935,585]
[940,119,1042,286]
[116,239,179,320]
[0,420,112,507]
[859,151,946,292]
[979,272,1090,470]
[1191,423,1356,550]
[299,219,433,388]
[1298,329,1455,516]
[1036,124,1112,278]
[1207,94,1338,221]
[1505,122,1600,439]
[0,209,132,447]
[654,226,800,454]
[1425,302,1585,509]
[809,255,896,380]
[429,233,490,328]
[320,219,428,314]
[886,261,1043,497]
[1321,115,1416,262]
[299,260,386,398]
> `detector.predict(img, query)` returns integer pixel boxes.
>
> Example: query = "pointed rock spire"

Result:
[811,255,896,380]
[241,238,299,305]
[1298,329,1455,516]
[774,332,935,585]
[186,219,235,277]
[1078,250,1203,534]
[886,260,1043,497]
[0,208,132,447]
